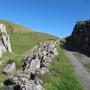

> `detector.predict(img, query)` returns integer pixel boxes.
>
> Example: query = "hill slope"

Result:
[0,20,58,54]
[0,19,32,33]
[0,20,58,81]
[0,20,83,90]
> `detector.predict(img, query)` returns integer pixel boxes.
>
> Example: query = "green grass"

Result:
[10,32,57,54]
[0,19,32,33]
[0,20,83,89]
[40,46,83,90]
[0,21,58,83]
[84,63,90,69]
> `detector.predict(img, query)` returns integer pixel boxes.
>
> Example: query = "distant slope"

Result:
[0,19,58,54]
[0,20,58,79]
[0,19,32,33]
[10,32,58,54]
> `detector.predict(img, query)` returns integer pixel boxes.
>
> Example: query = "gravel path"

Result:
[65,50,90,90]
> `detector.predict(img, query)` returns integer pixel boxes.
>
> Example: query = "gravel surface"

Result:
[65,50,90,90]
[73,52,90,65]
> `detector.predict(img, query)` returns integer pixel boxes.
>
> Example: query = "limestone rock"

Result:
[40,68,49,75]
[0,24,12,58]
[3,62,16,75]
[29,58,40,75]
[8,40,58,90]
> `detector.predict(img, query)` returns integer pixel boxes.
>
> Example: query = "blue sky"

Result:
[0,0,90,38]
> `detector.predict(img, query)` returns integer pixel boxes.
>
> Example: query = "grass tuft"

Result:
[84,63,90,69]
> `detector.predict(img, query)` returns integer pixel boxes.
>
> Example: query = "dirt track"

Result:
[65,50,90,90]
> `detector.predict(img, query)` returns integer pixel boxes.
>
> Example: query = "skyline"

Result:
[0,0,90,38]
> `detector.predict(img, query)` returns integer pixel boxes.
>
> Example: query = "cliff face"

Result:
[0,24,12,58]
[66,20,90,55]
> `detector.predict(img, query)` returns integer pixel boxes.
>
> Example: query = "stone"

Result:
[3,62,16,75]
[0,24,12,58]
[8,40,59,90]
[0,41,6,57]
[40,68,48,75]
[11,76,19,83]
[29,58,40,75]
[35,84,43,90]
[53,48,58,55]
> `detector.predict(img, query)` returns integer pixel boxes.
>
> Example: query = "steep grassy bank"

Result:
[40,46,83,90]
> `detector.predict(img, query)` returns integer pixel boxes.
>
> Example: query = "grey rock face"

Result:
[3,62,16,75]
[9,40,59,90]
[0,24,12,58]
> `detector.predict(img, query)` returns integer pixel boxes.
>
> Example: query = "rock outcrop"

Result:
[0,24,12,58]
[9,40,59,90]
[3,62,16,75]
[65,20,90,56]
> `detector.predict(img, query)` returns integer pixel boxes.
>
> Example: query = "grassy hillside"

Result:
[0,19,32,33]
[0,20,58,54]
[0,20,58,82]
[0,20,83,89]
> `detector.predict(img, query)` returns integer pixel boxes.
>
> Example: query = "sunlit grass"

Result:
[40,46,83,90]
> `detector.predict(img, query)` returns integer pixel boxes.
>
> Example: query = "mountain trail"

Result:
[65,50,90,90]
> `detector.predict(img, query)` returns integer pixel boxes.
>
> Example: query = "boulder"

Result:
[40,68,48,75]
[3,62,16,75]
[29,58,40,75]
[0,24,12,58]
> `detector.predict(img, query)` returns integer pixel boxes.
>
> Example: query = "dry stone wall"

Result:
[8,40,59,90]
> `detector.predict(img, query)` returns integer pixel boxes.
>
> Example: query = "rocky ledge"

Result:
[5,40,59,90]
